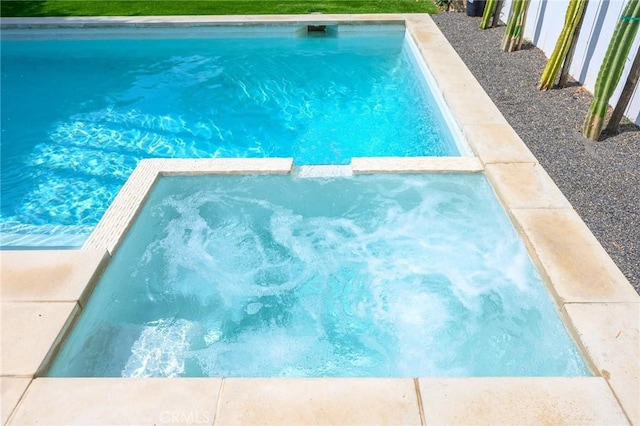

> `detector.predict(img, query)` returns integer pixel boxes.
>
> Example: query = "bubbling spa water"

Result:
[48,174,589,377]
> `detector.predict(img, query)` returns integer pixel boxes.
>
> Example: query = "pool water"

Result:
[47,174,589,377]
[0,26,460,247]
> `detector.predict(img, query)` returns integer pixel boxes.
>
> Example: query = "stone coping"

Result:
[1,13,638,426]
[0,14,410,27]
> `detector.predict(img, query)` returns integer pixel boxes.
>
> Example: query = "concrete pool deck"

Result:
[1,14,638,425]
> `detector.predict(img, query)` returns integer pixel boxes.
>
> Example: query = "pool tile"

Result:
[351,156,482,173]
[39,14,407,27]
[409,26,488,112]
[349,14,408,22]
[463,123,538,164]
[152,14,402,24]
[415,33,464,58]
[1,378,31,424]
[564,303,640,425]
[419,377,629,425]
[159,158,293,175]
[416,41,479,96]
[293,165,352,178]
[8,378,222,425]
[1,14,400,28]
[216,378,421,425]
[0,249,109,306]
[414,40,508,127]
[413,23,501,127]
[405,15,441,33]
[410,27,452,50]
[511,209,638,303]
[430,64,482,100]
[0,302,78,377]
[512,208,601,247]
[84,159,162,254]
[486,163,571,209]
[443,87,509,127]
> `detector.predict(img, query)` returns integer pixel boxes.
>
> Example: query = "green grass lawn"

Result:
[0,0,439,17]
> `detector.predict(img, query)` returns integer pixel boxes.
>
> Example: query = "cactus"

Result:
[538,0,588,90]
[582,0,640,140]
[480,0,497,29]
[501,0,531,52]
[559,0,590,87]
[492,0,505,27]
[605,46,640,134]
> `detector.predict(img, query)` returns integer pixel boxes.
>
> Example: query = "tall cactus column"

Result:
[538,0,588,90]
[480,0,498,29]
[582,0,640,140]
[501,0,531,52]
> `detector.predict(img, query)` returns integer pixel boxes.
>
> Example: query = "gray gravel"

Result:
[431,12,640,294]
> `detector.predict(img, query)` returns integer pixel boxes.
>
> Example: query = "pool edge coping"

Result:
[1,13,638,426]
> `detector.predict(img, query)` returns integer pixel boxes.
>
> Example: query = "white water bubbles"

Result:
[47,174,589,378]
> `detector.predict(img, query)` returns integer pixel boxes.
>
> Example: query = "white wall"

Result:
[500,0,640,125]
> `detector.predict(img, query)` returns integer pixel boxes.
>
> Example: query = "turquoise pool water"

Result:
[47,174,589,378]
[0,25,461,247]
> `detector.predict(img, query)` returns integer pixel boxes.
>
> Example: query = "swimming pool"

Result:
[48,173,588,377]
[0,24,465,248]
[5,15,638,425]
